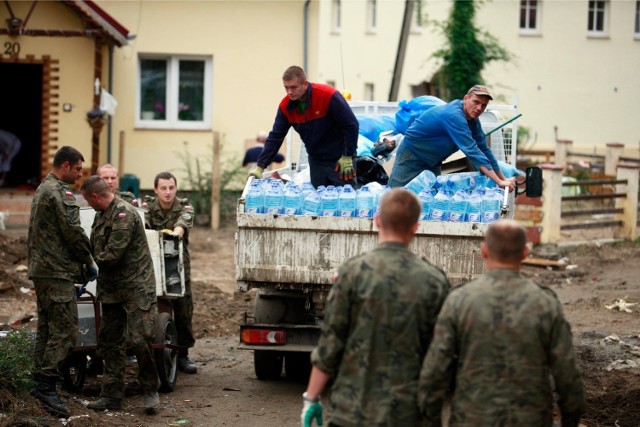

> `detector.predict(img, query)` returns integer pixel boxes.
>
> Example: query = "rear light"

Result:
[241,328,286,345]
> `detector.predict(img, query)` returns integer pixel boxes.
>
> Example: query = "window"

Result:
[367,0,377,32]
[519,0,540,34]
[587,0,608,36]
[364,83,374,101]
[411,0,423,33]
[138,56,212,129]
[332,0,341,33]
[635,1,640,38]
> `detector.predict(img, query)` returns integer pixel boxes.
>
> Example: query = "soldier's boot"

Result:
[31,376,70,418]
[144,391,160,415]
[87,397,123,411]
[177,350,197,374]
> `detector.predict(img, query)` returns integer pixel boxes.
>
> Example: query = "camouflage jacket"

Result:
[144,196,194,267]
[418,269,585,427]
[116,190,138,207]
[28,173,93,282]
[311,242,450,427]
[90,196,156,306]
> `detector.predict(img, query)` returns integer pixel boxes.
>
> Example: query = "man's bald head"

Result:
[483,219,528,265]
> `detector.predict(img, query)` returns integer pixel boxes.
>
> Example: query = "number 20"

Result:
[4,42,20,55]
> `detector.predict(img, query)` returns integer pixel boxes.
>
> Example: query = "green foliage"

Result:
[175,146,245,220]
[0,328,35,393]
[432,0,512,100]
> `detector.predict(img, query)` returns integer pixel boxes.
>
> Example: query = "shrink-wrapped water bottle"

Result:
[448,190,468,222]
[283,182,303,215]
[374,185,391,215]
[302,189,321,216]
[482,188,502,223]
[418,189,435,221]
[338,184,356,217]
[264,180,284,214]
[430,190,451,221]
[301,182,315,199]
[245,179,264,214]
[404,170,437,195]
[320,185,339,217]
[355,186,374,218]
[466,190,483,223]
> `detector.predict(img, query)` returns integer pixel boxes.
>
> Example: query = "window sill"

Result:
[330,29,341,36]
[518,30,542,37]
[135,121,212,131]
[587,32,609,39]
[365,29,377,35]
[634,34,640,40]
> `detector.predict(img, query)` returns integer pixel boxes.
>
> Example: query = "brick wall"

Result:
[515,193,543,244]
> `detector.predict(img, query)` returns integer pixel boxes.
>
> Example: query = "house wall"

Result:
[0,1,103,166]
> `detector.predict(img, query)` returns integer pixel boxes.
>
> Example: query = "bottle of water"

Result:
[404,170,437,195]
[302,189,322,216]
[448,190,468,222]
[465,190,483,223]
[374,185,391,215]
[245,179,265,214]
[301,182,315,200]
[338,184,356,217]
[418,189,435,221]
[430,190,451,221]
[355,186,374,218]
[264,180,284,214]
[283,182,303,215]
[320,185,339,217]
[482,188,502,223]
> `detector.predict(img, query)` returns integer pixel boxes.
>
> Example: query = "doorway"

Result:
[0,62,42,188]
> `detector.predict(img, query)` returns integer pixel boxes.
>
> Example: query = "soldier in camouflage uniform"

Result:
[144,171,197,373]
[302,188,450,427]
[81,176,160,414]
[97,163,139,206]
[28,146,98,417]
[418,219,585,427]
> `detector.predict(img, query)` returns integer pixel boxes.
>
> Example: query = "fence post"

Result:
[615,162,639,240]
[539,164,564,244]
[605,142,624,177]
[555,139,573,172]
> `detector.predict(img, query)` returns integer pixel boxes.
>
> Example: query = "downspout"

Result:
[303,0,310,71]
[107,44,114,163]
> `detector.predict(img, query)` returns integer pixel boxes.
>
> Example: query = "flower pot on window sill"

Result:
[141,111,155,120]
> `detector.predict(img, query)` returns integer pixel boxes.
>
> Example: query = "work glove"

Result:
[86,260,99,282]
[249,167,264,180]
[301,399,323,427]
[334,155,356,181]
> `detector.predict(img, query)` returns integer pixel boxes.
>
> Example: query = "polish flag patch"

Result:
[65,191,74,197]
[118,212,127,218]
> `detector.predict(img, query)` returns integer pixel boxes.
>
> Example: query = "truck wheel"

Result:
[62,353,87,392]
[254,350,283,381]
[284,351,311,382]
[154,312,178,392]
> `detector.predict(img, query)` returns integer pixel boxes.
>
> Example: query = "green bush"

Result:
[0,328,35,393]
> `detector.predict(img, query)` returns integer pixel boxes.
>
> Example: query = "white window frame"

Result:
[332,0,341,34]
[136,55,213,130]
[587,0,609,38]
[410,0,423,34]
[366,0,377,33]
[519,0,541,35]
[635,1,640,39]
[364,83,374,101]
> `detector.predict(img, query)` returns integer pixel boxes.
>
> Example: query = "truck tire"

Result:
[62,353,87,392]
[284,351,311,382]
[254,350,283,381]
[154,312,178,392]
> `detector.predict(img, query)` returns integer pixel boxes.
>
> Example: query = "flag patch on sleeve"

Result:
[118,212,127,218]
[65,191,74,197]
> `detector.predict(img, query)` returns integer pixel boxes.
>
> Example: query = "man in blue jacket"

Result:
[388,85,515,191]
[249,66,359,187]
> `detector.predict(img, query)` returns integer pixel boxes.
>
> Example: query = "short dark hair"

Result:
[53,146,84,168]
[484,219,528,263]
[282,66,306,82]
[81,175,110,196]
[154,171,177,189]
[378,188,420,234]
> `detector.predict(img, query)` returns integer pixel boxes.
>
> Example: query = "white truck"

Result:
[235,100,536,380]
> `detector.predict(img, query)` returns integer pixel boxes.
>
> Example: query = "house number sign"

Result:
[4,42,20,55]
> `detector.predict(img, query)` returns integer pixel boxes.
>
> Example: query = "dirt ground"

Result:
[1,225,639,427]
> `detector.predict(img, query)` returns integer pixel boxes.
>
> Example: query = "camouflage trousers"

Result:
[173,276,194,349]
[32,278,78,382]
[98,302,159,399]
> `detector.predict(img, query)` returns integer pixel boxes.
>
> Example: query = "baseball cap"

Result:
[467,85,493,100]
